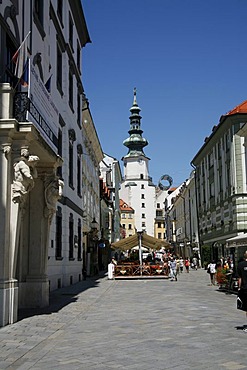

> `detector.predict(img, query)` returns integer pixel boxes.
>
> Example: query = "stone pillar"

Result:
[0,83,14,119]
[0,141,18,326]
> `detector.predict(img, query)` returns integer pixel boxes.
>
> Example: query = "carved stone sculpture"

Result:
[44,176,64,221]
[12,153,40,203]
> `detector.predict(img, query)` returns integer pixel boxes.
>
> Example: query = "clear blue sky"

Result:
[82,0,247,187]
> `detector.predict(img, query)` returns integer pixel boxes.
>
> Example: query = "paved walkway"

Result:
[0,269,247,370]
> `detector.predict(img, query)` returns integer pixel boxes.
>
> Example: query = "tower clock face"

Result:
[138,159,144,165]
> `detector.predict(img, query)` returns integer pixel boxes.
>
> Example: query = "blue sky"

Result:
[82,0,247,187]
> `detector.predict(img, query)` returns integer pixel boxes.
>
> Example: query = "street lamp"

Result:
[91,217,98,231]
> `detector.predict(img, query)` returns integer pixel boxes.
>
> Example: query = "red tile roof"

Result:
[119,199,134,212]
[226,100,247,115]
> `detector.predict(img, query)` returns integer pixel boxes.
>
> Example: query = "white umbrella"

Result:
[131,246,149,251]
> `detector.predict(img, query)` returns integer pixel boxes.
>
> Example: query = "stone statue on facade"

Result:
[44,176,64,222]
[12,149,40,203]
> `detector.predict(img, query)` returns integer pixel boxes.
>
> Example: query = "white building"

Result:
[119,90,171,237]
[0,0,97,326]
[100,153,122,243]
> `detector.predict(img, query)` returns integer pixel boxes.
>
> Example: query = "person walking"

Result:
[192,257,198,270]
[237,251,247,331]
[179,257,184,273]
[185,258,190,273]
[169,258,177,281]
[207,260,217,285]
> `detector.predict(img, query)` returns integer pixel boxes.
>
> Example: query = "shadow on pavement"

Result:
[18,272,107,322]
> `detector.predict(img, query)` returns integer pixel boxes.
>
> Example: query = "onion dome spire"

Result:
[123,88,148,157]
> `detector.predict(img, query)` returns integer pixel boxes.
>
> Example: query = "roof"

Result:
[191,99,247,165]
[226,100,247,115]
[119,199,134,212]
[111,233,170,251]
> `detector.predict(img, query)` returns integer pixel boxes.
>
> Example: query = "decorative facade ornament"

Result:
[68,129,76,142]
[44,176,64,221]
[77,144,83,155]
[12,152,40,203]
[2,143,11,158]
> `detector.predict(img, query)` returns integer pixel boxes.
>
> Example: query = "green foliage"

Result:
[201,245,211,266]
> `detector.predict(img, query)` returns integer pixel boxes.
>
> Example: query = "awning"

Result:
[111,233,170,251]
[226,233,247,247]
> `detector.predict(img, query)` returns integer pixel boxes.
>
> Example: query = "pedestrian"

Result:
[185,258,190,273]
[192,257,198,270]
[108,259,115,280]
[82,265,87,280]
[207,260,217,285]
[237,251,247,331]
[179,257,184,273]
[169,257,177,281]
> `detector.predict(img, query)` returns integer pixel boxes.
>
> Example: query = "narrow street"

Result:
[0,268,246,370]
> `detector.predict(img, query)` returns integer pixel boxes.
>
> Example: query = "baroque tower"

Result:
[120,89,156,235]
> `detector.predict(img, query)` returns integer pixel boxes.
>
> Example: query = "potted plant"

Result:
[216,267,228,288]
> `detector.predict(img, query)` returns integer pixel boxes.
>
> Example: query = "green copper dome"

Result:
[123,88,148,157]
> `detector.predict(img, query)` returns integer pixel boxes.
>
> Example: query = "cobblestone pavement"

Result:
[0,268,247,370]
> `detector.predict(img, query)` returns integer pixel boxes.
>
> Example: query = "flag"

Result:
[12,32,30,87]
[45,75,52,93]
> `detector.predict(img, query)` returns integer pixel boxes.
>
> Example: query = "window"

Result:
[141,194,145,199]
[122,213,126,219]
[157,203,160,209]
[141,203,145,208]
[68,129,76,188]
[5,35,17,86]
[77,41,81,70]
[69,12,73,50]
[57,0,63,23]
[69,69,73,110]
[128,224,132,230]
[210,182,215,198]
[77,145,82,196]
[158,222,162,228]
[57,128,62,177]
[209,151,214,168]
[56,207,62,259]
[34,0,43,25]
[140,174,144,179]
[57,44,63,93]
[122,224,126,229]
[156,210,162,217]
[77,93,81,126]
[77,219,82,261]
[218,141,221,159]
[142,222,146,227]
[128,214,132,219]
[33,0,45,38]
[158,233,161,239]
[142,214,145,219]
[141,184,145,189]
[226,131,231,151]
[69,213,74,259]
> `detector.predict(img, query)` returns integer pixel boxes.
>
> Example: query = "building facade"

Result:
[0,0,96,326]
[119,199,135,239]
[191,100,247,265]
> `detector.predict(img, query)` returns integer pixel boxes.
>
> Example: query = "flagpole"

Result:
[12,31,31,58]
